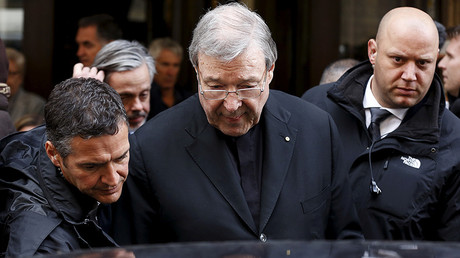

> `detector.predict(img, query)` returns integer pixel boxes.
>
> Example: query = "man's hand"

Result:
[72,63,105,81]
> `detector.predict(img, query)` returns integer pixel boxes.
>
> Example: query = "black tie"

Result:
[369,108,391,141]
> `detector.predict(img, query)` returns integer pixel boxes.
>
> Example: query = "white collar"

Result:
[363,75,408,120]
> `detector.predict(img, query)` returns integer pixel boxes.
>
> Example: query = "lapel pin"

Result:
[285,136,290,142]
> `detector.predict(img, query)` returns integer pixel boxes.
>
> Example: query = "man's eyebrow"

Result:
[116,149,129,160]
[202,76,261,83]
[119,92,136,97]
[77,149,129,167]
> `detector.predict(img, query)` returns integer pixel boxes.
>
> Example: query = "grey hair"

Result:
[149,37,183,60]
[189,2,277,70]
[93,39,156,83]
[45,77,128,158]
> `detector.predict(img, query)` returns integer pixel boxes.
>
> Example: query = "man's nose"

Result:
[401,62,417,81]
[223,92,242,112]
[438,57,446,70]
[131,97,143,111]
[76,46,84,57]
[101,164,120,186]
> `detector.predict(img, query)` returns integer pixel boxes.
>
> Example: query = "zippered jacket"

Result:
[302,61,460,240]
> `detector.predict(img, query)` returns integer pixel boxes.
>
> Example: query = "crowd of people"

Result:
[1,2,460,256]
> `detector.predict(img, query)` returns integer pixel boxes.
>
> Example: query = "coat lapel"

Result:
[258,95,298,232]
[185,112,257,233]
[184,94,298,234]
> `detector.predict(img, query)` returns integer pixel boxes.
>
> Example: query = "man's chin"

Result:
[95,192,122,204]
[218,125,251,137]
[129,118,146,131]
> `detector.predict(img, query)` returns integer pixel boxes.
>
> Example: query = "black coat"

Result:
[303,61,460,240]
[447,94,460,118]
[108,91,363,245]
[0,126,117,256]
[0,94,15,139]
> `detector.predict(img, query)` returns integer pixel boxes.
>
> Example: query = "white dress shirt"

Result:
[363,75,408,138]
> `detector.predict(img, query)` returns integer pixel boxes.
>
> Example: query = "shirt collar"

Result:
[363,75,408,120]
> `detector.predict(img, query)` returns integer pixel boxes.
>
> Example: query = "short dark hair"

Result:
[446,24,460,41]
[78,14,122,41]
[435,21,447,49]
[45,77,128,158]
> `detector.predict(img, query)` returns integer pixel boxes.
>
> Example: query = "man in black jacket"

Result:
[107,2,362,245]
[0,77,130,256]
[303,7,460,240]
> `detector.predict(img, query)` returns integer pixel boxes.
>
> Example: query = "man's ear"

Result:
[368,39,378,65]
[45,141,60,167]
[267,63,275,84]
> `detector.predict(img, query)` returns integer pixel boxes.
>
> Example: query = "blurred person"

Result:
[319,58,360,84]
[107,2,362,245]
[84,40,156,132]
[148,37,192,118]
[435,20,448,81]
[14,113,44,132]
[75,14,122,67]
[0,77,129,256]
[438,25,460,117]
[303,7,460,240]
[6,47,46,124]
[435,20,447,60]
[0,39,15,138]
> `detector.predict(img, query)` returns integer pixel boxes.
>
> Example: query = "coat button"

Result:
[285,136,290,142]
[259,233,267,242]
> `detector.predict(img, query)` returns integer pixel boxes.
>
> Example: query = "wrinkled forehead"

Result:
[197,48,266,77]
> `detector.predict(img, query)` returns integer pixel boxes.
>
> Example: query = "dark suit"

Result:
[109,91,362,244]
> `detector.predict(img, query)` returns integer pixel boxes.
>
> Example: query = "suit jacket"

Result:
[109,91,362,244]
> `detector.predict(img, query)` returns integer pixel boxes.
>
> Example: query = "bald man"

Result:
[303,7,460,240]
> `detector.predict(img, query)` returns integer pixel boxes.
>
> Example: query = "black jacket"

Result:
[0,94,15,139]
[302,61,460,240]
[108,91,362,245]
[447,93,460,118]
[0,126,117,256]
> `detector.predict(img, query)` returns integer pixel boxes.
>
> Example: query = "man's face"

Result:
[7,59,23,97]
[46,123,130,204]
[75,25,107,67]
[154,49,181,89]
[368,27,438,108]
[197,46,273,137]
[107,63,151,131]
[438,37,460,97]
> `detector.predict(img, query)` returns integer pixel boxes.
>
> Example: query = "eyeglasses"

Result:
[198,69,267,100]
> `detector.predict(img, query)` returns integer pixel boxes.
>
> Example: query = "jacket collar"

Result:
[184,92,297,234]
[327,61,444,144]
